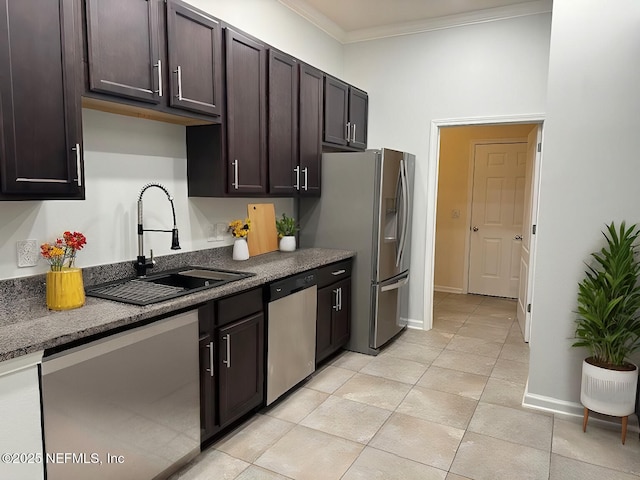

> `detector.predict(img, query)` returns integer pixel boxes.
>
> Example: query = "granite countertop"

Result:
[0,247,354,362]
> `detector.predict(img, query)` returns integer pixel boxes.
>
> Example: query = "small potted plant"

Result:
[275,213,299,252]
[573,221,640,444]
[228,218,251,260]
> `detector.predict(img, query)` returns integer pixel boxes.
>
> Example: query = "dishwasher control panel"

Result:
[269,270,317,302]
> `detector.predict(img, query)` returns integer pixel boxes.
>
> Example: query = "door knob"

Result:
[514,234,523,240]
[472,226,479,232]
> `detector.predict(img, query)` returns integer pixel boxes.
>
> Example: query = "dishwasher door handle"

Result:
[223,334,231,368]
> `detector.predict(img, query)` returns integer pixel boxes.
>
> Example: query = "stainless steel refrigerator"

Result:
[299,148,415,355]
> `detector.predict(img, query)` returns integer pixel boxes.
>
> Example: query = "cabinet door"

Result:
[332,278,351,348]
[166,0,222,117]
[323,75,348,147]
[268,49,298,195]
[0,0,83,197]
[316,285,335,363]
[348,87,368,150]
[225,28,267,195]
[86,0,161,103]
[218,312,264,426]
[299,63,323,196]
[199,334,217,441]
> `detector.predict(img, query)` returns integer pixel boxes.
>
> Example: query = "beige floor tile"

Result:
[456,324,510,343]
[381,339,443,364]
[235,465,293,480]
[264,387,329,424]
[445,474,472,480]
[467,402,552,451]
[434,301,479,314]
[360,354,429,385]
[418,366,488,400]
[549,454,640,480]
[305,365,355,393]
[499,342,530,363]
[450,431,550,480]
[397,385,478,429]
[552,417,640,475]
[215,414,294,463]
[342,446,447,480]
[504,329,526,344]
[169,450,250,480]
[445,335,503,359]
[432,350,497,376]
[490,358,529,385]
[329,350,374,371]
[401,329,454,349]
[432,319,463,334]
[433,291,451,304]
[254,425,364,480]
[300,395,391,443]
[369,413,464,471]
[432,310,470,324]
[463,314,513,328]
[479,377,526,409]
[334,372,412,410]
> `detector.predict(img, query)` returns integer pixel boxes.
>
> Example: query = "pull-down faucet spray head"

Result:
[135,182,181,277]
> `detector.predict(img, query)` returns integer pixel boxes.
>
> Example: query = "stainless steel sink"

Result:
[86,266,254,306]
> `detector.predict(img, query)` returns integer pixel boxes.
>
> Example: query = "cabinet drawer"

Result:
[316,260,352,289]
[216,287,263,327]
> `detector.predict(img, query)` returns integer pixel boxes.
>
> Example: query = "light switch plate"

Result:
[17,239,38,267]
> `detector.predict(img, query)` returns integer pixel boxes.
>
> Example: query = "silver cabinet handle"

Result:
[333,289,339,311]
[331,269,346,276]
[303,167,308,191]
[345,122,350,141]
[232,160,239,189]
[206,341,214,377]
[72,143,82,187]
[294,165,300,190]
[514,234,523,240]
[338,287,342,311]
[223,334,231,368]
[174,65,183,100]
[352,123,356,143]
[155,59,163,97]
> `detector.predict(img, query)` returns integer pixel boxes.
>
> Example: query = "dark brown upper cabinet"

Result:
[166,0,222,117]
[225,28,267,195]
[0,0,84,199]
[83,0,222,123]
[323,75,368,151]
[298,62,323,196]
[268,49,298,196]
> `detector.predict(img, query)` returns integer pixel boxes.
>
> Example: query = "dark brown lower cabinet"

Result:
[199,288,265,445]
[316,261,352,364]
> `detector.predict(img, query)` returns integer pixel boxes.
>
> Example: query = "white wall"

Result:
[343,13,551,325]
[0,0,342,280]
[526,0,640,412]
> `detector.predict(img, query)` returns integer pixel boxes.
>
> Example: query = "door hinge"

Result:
[532,224,537,235]
[527,303,532,313]
[537,142,542,152]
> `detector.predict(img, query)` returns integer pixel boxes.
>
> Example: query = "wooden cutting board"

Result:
[247,203,278,256]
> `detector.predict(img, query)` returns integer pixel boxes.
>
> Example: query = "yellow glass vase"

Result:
[46,267,85,311]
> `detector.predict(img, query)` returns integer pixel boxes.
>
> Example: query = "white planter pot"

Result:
[581,359,638,417]
[279,236,296,252]
[232,238,249,261]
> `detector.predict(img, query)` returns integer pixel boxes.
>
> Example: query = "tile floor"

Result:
[170,293,640,480]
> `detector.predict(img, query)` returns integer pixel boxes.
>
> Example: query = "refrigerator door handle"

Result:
[395,159,409,267]
[380,276,409,292]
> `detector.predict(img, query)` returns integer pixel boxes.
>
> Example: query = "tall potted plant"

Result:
[573,221,640,444]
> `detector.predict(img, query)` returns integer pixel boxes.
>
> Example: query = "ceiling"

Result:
[278,0,552,43]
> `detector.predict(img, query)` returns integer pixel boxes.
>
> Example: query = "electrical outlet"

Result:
[17,239,38,267]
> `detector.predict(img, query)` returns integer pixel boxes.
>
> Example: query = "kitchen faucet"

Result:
[135,182,181,277]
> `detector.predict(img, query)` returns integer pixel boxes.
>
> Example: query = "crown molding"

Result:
[278,0,552,45]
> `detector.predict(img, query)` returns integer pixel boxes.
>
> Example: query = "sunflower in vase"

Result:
[228,219,251,260]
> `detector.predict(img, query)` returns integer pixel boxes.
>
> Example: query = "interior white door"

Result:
[468,142,527,298]
[517,126,540,341]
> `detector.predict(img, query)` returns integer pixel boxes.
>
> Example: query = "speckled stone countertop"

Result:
[0,247,354,362]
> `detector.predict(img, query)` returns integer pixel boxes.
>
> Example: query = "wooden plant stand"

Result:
[583,407,629,444]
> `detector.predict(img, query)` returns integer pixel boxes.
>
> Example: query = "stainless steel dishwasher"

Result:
[266,271,317,405]
[41,310,200,480]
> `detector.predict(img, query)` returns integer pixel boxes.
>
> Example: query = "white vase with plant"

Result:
[228,218,251,261]
[275,213,299,252]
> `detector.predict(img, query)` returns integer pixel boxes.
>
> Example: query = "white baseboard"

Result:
[403,317,424,330]
[434,285,464,294]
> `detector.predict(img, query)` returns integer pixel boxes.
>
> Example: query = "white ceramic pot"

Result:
[232,238,249,261]
[581,358,638,417]
[279,236,296,252]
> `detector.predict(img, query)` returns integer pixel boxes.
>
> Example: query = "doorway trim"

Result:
[424,114,545,330]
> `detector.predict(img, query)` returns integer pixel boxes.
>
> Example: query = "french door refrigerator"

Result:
[299,148,414,355]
